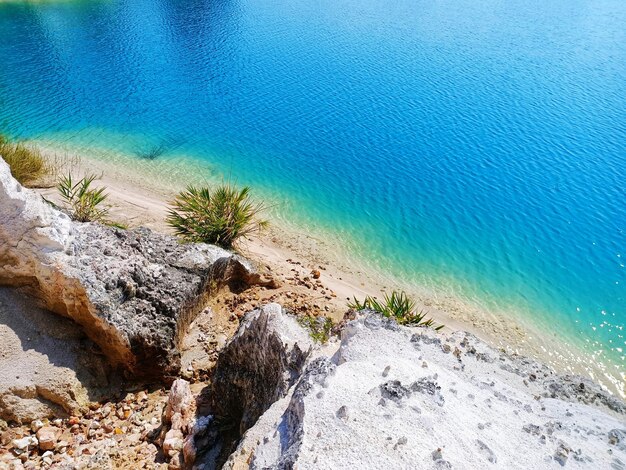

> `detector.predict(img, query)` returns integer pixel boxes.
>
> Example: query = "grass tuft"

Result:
[166,183,268,249]
[0,134,50,186]
[349,290,444,330]
[298,315,334,343]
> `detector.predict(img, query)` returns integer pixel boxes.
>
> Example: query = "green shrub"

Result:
[57,173,109,222]
[166,184,268,249]
[349,290,444,330]
[298,315,334,343]
[0,134,49,186]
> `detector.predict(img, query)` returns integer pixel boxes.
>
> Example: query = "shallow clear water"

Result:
[0,0,624,388]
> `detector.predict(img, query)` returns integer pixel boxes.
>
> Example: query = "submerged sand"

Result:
[31,140,624,398]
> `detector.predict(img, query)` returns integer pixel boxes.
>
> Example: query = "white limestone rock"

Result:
[0,157,73,287]
[236,313,625,469]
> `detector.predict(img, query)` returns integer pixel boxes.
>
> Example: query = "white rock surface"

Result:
[0,157,73,287]
[234,313,625,469]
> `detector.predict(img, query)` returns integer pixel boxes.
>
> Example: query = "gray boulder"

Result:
[194,303,313,468]
[209,303,313,433]
[61,224,263,379]
[0,158,274,379]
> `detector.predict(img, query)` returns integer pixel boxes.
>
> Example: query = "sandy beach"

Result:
[31,141,624,398]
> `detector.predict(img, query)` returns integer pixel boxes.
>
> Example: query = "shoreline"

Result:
[31,139,624,398]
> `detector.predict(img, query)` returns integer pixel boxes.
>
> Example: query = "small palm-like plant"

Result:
[57,174,109,222]
[166,184,268,249]
[349,290,444,330]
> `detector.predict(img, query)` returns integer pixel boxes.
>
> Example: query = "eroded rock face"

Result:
[0,159,273,379]
[194,304,313,468]
[0,158,73,289]
[58,224,234,379]
[234,313,626,469]
[208,303,313,434]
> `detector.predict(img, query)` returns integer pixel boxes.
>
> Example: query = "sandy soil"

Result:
[34,148,486,331]
[0,288,112,424]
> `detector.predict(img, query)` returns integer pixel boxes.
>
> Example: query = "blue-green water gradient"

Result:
[0,0,624,386]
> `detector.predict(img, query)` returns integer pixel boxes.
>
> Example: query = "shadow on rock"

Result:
[0,287,113,424]
[184,304,313,469]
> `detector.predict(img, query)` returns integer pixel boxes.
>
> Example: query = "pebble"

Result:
[554,441,571,466]
[12,436,37,451]
[41,450,54,466]
[30,420,44,433]
[163,429,184,454]
[102,423,114,433]
[36,426,59,451]
[56,440,70,452]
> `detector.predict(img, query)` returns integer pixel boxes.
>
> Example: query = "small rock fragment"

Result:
[336,406,348,421]
[380,380,411,400]
[476,439,497,463]
[36,426,59,451]
[30,420,44,433]
[12,436,37,452]
[609,429,626,451]
[163,429,184,455]
[554,441,571,466]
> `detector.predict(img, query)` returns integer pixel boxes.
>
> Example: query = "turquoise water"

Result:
[0,0,624,388]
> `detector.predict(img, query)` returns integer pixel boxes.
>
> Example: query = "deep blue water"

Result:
[0,0,624,389]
